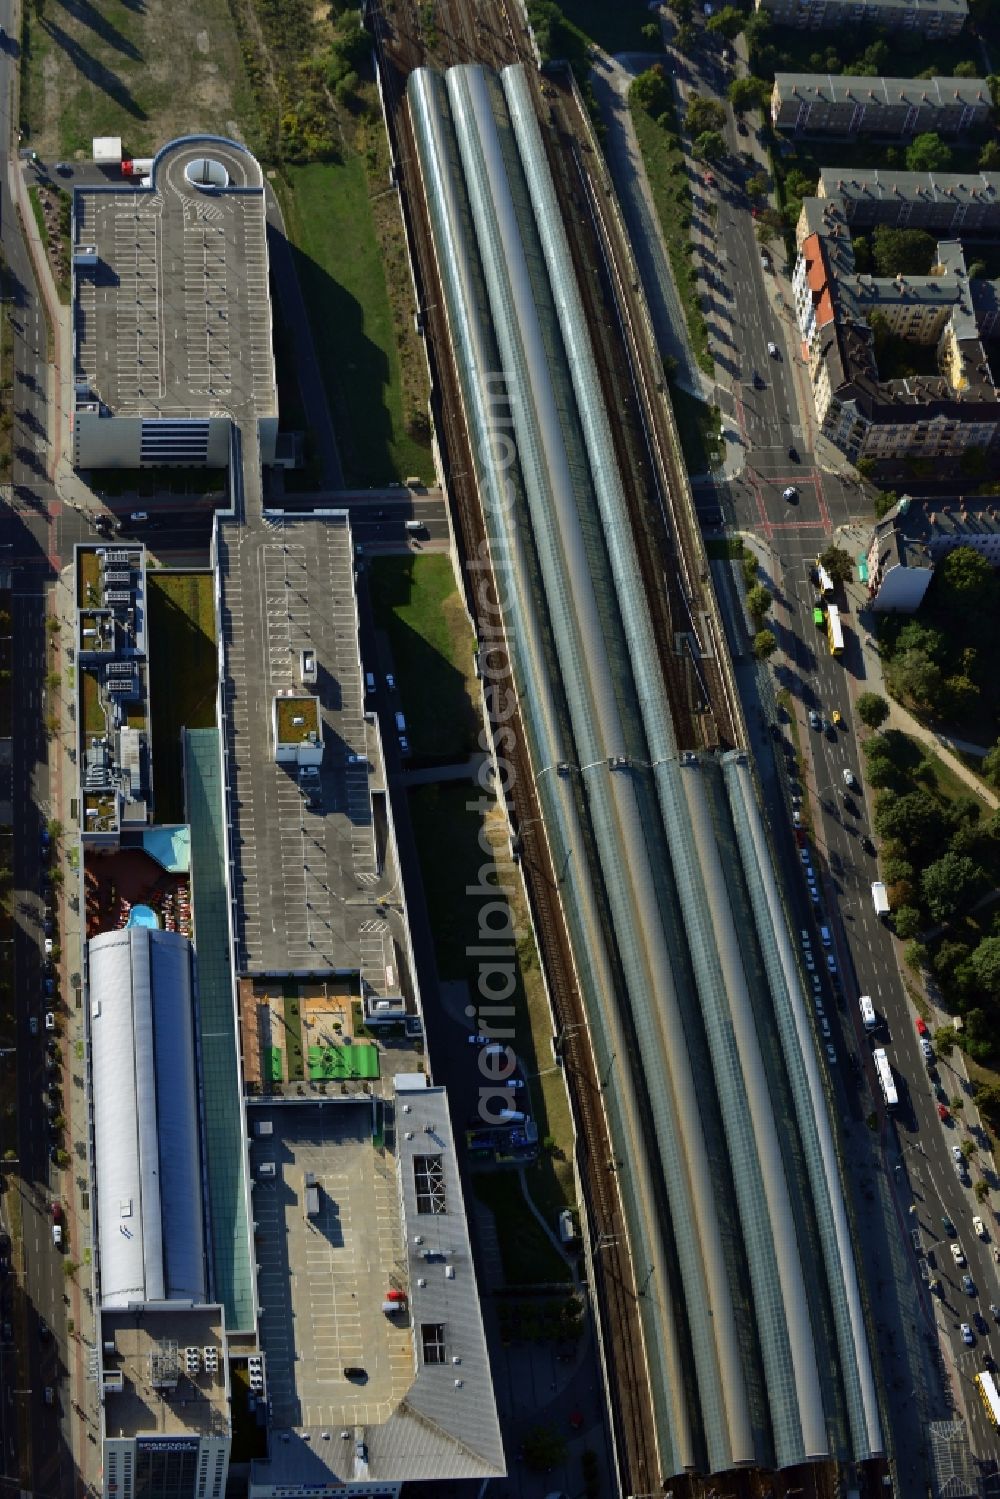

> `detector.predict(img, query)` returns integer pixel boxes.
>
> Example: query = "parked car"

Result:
[974,1216,987,1239]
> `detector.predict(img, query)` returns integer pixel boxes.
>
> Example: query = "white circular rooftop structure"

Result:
[184,156,230,190]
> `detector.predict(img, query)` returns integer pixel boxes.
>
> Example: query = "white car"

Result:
[973,1216,987,1239]
[783,486,798,502]
[803,952,815,972]
[43,937,53,955]
[951,1241,967,1266]
[952,1146,964,1164]
[820,1017,831,1037]
[385,674,396,691]
[800,849,811,865]
[826,954,837,973]
[29,1017,38,1036]
[767,341,778,357]
[961,1322,974,1346]
[842,768,858,789]
[44,1012,55,1032]
[825,1044,837,1064]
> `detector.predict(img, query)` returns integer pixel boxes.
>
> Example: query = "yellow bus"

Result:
[976,1371,1000,1428]
[827,604,844,658]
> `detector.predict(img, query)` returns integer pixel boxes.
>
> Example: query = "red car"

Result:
[916,1016,928,1036]
[938,1103,950,1121]
[51,1201,62,1224]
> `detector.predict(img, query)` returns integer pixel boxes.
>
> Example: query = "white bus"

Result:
[873,1048,898,1109]
[977,1371,1000,1429]
[859,995,877,1032]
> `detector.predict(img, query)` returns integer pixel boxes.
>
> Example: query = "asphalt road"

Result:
[662,17,1000,1477]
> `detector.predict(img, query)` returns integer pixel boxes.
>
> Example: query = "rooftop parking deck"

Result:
[73,138,276,423]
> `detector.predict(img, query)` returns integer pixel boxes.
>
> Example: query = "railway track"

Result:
[367,4,660,1490]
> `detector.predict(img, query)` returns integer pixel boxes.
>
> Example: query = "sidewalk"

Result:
[47,574,100,1496]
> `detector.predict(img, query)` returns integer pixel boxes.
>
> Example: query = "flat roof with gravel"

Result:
[218,514,395,979]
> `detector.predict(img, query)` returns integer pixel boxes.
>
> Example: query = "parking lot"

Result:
[250,1105,410,1430]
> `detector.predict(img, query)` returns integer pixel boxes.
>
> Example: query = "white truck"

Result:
[871,881,890,918]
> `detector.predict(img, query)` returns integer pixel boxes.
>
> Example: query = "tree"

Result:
[754,628,778,659]
[954,59,980,77]
[728,76,768,113]
[631,65,672,117]
[982,740,1000,789]
[707,3,746,37]
[872,225,937,276]
[641,20,663,43]
[673,20,698,51]
[893,905,923,939]
[856,692,890,730]
[971,936,1000,994]
[920,852,986,923]
[881,854,914,886]
[905,132,952,172]
[668,0,694,17]
[886,648,944,714]
[686,92,727,136]
[873,789,946,854]
[855,456,876,478]
[746,171,769,198]
[934,544,997,614]
[864,756,899,792]
[522,1425,568,1473]
[872,488,899,520]
[967,259,988,279]
[746,583,772,622]
[693,129,727,162]
[980,140,1000,170]
[975,1179,989,1202]
[818,545,853,585]
[961,1137,976,1160]
[973,1078,1000,1129]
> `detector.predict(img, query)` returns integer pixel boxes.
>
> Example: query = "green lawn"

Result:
[277,162,434,487]
[557,0,652,53]
[630,99,713,376]
[473,1172,570,1286]
[369,555,479,759]
[667,379,722,477]
[147,574,217,823]
[408,783,576,1221]
[21,0,257,158]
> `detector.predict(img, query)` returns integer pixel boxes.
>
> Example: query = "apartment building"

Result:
[793,193,1000,463]
[771,73,991,137]
[817,168,1000,231]
[866,493,1000,608]
[755,0,967,37]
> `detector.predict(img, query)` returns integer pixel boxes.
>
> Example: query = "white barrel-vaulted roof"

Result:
[89,926,206,1308]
